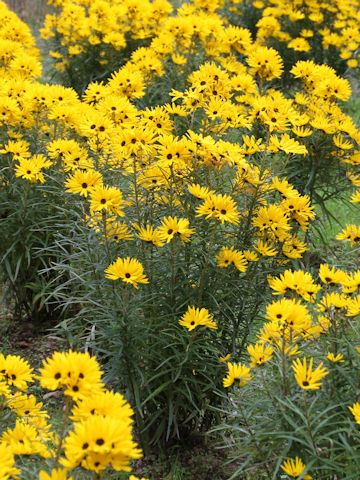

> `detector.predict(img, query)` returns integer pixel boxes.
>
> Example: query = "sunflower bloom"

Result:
[61,416,142,473]
[349,402,360,424]
[223,362,252,388]
[292,357,328,390]
[39,469,73,480]
[281,457,312,479]
[179,306,217,331]
[196,193,240,224]
[105,257,149,288]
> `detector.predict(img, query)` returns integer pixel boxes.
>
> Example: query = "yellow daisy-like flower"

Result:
[292,357,328,390]
[65,169,103,197]
[134,224,165,247]
[281,457,312,479]
[39,468,73,480]
[325,352,344,363]
[179,306,217,331]
[196,193,240,224]
[349,402,360,424]
[255,239,278,257]
[247,342,274,367]
[216,246,248,272]
[0,354,34,391]
[223,362,252,388]
[188,183,214,199]
[0,442,20,480]
[105,257,149,289]
[62,415,142,473]
[158,216,194,244]
[350,191,360,203]
[89,185,125,216]
[39,351,104,400]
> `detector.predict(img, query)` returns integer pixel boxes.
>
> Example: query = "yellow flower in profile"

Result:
[188,183,214,199]
[281,457,312,479]
[105,257,149,289]
[223,362,252,388]
[267,269,320,302]
[179,306,217,331]
[216,246,248,272]
[349,402,360,424]
[325,352,344,363]
[292,357,328,390]
[255,239,278,257]
[319,264,346,286]
[134,224,165,247]
[350,191,360,203]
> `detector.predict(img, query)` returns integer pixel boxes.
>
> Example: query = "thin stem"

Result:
[281,335,288,397]
[54,395,71,466]
[197,220,219,305]
[303,390,318,454]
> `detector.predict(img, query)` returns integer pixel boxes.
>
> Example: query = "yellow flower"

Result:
[216,246,248,272]
[158,216,194,244]
[0,354,34,391]
[105,257,149,289]
[325,352,344,363]
[281,457,312,479]
[179,306,217,331]
[219,354,231,363]
[62,415,142,473]
[0,442,20,479]
[247,342,273,367]
[196,193,240,224]
[349,402,360,424]
[292,357,328,390]
[39,469,73,480]
[223,362,252,388]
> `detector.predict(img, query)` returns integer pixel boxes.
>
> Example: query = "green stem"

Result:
[197,220,219,305]
[54,395,71,466]
[303,390,318,454]
[281,335,288,397]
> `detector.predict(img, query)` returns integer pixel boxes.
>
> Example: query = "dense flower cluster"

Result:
[223,259,360,477]
[0,0,360,477]
[0,351,144,478]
